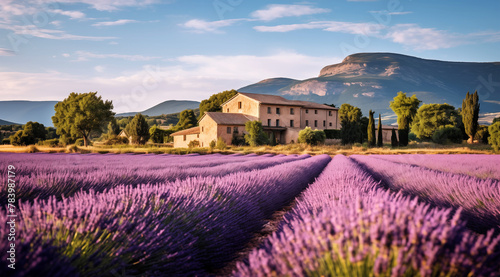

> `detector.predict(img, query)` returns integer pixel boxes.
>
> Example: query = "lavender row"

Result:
[0,153,274,176]
[234,155,500,276]
[372,154,500,180]
[0,153,307,202]
[351,155,500,233]
[0,154,331,276]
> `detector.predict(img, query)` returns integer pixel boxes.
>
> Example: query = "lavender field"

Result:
[1,153,500,276]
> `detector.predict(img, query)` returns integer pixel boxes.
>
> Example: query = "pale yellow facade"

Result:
[173,133,200,148]
[172,92,340,148]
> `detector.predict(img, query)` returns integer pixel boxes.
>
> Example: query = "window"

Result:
[183,135,186,141]
[227,108,229,112]
[305,109,309,114]
[329,122,332,127]
[276,119,280,127]
[197,134,199,138]
[276,107,280,114]
[323,120,326,127]
[267,107,271,114]
[290,120,294,127]
[315,110,318,114]
[290,108,294,115]
[201,126,204,132]
[314,120,318,127]
[305,120,309,126]
[227,127,231,134]
[267,119,271,126]
[238,102,242,109]
[329,111,332,116]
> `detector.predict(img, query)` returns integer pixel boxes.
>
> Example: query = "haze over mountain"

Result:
[116,100,200,117]
[0,101,58,127]
[0,100,201,127]
[239,53,500,124]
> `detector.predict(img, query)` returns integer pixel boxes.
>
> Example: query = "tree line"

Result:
[4,89,500,151]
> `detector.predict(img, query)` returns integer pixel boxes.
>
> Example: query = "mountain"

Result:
[116,100,200,117]
[0,101,58,127]
[0,119,20,125]
[239,53,500,124]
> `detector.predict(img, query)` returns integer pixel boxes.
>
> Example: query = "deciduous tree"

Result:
[52,92,114,147]
[339,103,363,145]
[244,120,268,146]
[411,103,459,140]
[390,92,421,146]
[127,113,150,145]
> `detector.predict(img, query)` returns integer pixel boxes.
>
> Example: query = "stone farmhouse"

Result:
[171,92,340,148]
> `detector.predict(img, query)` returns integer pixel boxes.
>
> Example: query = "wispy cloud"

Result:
[0,24,116,41]
[181,19,248,34]
[0,48,15,56]
[0,52,341,113]
[52,0,161,11]
[92,19,139,27]
[254,21,385,36]
[51,9,86,19]
[251,4,330,21]
[182,4,330,33]
[370,10,412,15]
[74,51,161,61]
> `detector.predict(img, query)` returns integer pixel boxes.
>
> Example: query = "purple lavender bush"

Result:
[234,155,500,277]
[0,153,308,202]
[0,154,330,276]
[351,155,500,233]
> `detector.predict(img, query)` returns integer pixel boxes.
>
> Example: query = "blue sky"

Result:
[0,0,499,113]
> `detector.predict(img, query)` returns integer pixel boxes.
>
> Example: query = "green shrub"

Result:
[298,127,326,145]
[105,136,128,145]
[188,140,200,148]
[488,122,500,152]
[324,129,341,139]
[1,138,10,145]
[432,126,463,144]
[209,140,216,149]
[475,125,490,144]
[27,145,39,153]
[37,138,60,147]
[216,137,227,150]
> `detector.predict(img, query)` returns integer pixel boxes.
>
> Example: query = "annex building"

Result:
[171,92,340,148]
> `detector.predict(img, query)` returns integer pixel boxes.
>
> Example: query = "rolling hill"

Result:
[116,100,200,117]
[239,53,500,124]
[0,119,20,125]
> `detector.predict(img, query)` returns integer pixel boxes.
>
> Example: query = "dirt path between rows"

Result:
[212,199,297,276]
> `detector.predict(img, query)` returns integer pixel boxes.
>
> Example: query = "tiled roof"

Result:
[170,126,200,136]
[238,92,337,110]
[203,112,258,125]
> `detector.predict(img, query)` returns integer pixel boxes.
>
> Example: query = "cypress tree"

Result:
[367,110,376,147]
[377,114,383,147]
[462,91,480,144]
[269,132,276,146]
[391,128,398,147]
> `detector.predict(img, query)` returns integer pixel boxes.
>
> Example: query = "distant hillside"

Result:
[239,52,500,124]
[0,101,58,127]
[0,119,20,125]
[116,100,200,117]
